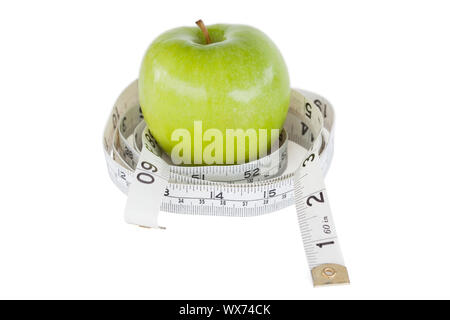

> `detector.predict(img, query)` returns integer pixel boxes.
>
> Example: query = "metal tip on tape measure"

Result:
[103,80,349,287]
[311,264,350,287]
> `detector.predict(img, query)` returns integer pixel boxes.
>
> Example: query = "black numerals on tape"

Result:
[121,116,127,133]
[316,241,334,248]
[305,102,312,119]
[211,192,223,199]
[112,106,120,129]
[161,188,279,206]
[321,216,332,234]
[264,189,277,198]
[144,131,157,151]
[314,99,327,118]
[316,218,335,248]
[244,168,260,179]
[302,123,309,136]
[136,161,158,184]
[302,153,315,167]
[306,191,324,207]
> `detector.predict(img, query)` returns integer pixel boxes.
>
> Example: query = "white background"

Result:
[0,0,449,300]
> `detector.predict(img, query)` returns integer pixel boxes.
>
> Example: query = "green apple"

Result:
[139,21,290,164]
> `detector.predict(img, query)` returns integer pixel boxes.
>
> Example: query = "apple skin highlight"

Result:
[138,23,290,164]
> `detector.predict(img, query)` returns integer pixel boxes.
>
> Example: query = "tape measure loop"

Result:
[103,80,348,287]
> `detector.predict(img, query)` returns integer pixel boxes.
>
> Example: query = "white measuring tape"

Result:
[103,80,350,286]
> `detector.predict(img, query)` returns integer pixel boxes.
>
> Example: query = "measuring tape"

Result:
[103,80,350,287]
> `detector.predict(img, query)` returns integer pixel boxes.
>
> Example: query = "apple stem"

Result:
[196,19,212,44]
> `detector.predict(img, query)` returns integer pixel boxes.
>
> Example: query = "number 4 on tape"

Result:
[124,133,169,229]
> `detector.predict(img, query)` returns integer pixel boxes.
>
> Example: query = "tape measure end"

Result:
[311,264,350,287]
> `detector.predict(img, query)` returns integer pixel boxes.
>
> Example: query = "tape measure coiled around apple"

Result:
[103,80,349,287]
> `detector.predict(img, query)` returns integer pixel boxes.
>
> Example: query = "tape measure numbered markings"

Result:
[103,80,350,287]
